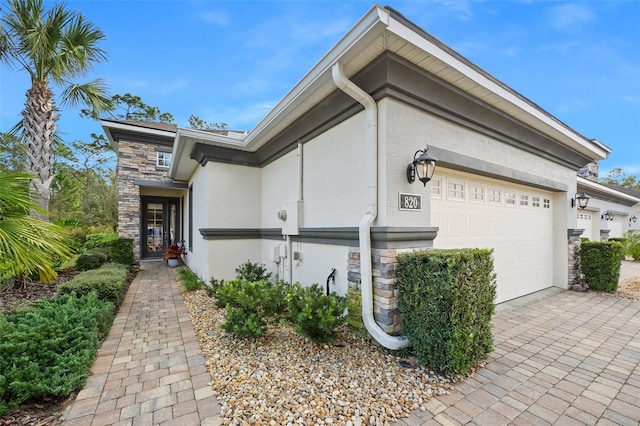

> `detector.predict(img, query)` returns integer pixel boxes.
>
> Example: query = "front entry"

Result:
[141,197,180,259]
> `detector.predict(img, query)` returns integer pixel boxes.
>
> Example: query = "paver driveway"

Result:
[396,285,640,425]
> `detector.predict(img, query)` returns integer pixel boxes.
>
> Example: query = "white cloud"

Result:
[547,3,596,32]
[119,78,188,96]
[539,40,583,55]
[619,95,639,104]
[200,10,230,27]
[440,1,474,21]
[500,46,521,57]
[555,98,588,114]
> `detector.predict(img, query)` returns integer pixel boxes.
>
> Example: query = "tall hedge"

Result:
[110,238,134,266]
[397,249,496,375]
[581,241,624,291]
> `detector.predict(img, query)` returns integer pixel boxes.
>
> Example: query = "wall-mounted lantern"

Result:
[571,192,590,209]
[407,147,437,186]
[630,216,637,224]
[602,211,613,221]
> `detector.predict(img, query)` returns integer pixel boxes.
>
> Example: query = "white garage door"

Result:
[609,215,624,239]
[431,169,554,304]
[577,211,594,241]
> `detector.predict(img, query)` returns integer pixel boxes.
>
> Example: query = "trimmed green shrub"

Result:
[622,230,640,261]
[608,237,626,243]
[58,263,129,305]
[235,260,272,282]
[286,283,348,343]
[83,232,118,250]
[87,246,111,261]
[217,279,287,337]
[175,267,205,292]
[75,252,107,271]
[0,292,114,414]
[206,278,225,298]
[581,241,624,291]
[397,249,497,375]
[110,238,134,266]
[221,306,265,338]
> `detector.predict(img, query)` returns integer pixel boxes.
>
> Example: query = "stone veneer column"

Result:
[117,140,176,262]
[600,229,611,242]
[567,229,584,288]
[347,246,431,339]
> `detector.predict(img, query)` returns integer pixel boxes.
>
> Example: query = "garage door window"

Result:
[470,184,485,203]
[505,191,517,207]
[519,194,529,208]
[431,177,442,198]
[488,187,502,205]
[532,196,541,208]
[543,198,551,209]
[448,180,465,201]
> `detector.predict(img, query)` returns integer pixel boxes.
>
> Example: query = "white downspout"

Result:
[287,142,304,284]
[331,62,409,350]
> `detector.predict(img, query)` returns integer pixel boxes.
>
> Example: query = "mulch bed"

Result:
[0,266,138,426]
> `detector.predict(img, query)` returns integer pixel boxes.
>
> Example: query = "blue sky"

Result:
[1,1,639,178]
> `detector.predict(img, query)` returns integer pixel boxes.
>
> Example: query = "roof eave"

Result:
[578,176,640,204]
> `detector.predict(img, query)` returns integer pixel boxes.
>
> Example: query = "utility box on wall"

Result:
[280,201,303,235]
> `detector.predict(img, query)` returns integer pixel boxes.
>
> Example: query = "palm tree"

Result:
[0,173,73,286]
[0,0,111,212]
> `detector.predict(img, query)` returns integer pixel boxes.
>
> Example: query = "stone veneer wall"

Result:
[347,247,430,338]
[567,229,584,288]
[117,140,174,261]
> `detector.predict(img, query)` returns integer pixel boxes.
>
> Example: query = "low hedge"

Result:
[0,292,114,415]
[397,249,497,375]
[58,263,129,305]
[581,241,624,291]
[76,251,108,271]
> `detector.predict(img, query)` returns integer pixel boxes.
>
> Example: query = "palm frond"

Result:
[60,78,111,116]
[0,172,73,283]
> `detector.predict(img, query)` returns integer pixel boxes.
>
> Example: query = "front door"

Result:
[141,197,180,258]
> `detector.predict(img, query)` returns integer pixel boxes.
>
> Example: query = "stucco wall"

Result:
[382,99,578,290]
[185,165,211,280]
[184,162,262,281]
[206,162,261,227]
[301,114,368,227]
[383,98,576,225]
[261,150,299,228]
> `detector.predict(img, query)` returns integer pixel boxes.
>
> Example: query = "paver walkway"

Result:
[63,260,640,425]
[396,260,640,425]
[61,260,222,426]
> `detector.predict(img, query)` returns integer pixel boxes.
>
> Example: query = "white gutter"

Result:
[577,176,640,204]
[331,62,409,350]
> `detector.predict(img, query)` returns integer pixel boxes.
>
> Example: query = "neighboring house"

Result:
[103,6,613,348]
[575,164,640,240]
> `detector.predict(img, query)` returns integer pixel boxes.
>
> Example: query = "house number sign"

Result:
[399,193,422,211]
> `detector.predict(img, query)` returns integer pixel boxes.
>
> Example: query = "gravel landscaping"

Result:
[183,290,461,425]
